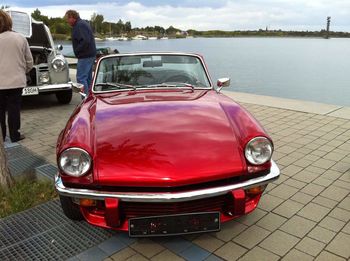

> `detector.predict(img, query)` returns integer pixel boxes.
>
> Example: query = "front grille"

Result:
[120,194,228,218]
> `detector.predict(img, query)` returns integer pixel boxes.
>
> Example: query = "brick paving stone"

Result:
[281,165,303,177]
[321,169,344,181]
[214,221,247,242]
[293,170,319,183]
[129,239,165,258]
[256,213,287,232]
[214,242,247,260]
[193,235,224,252]
[284,178,307,189]
[282,249,314,261]
[291,192,314,205]
[110,247,137,261]
[293,158,314,168]
[269,184,299,200]
[325,232,350,259]
[329,207,350,222]
[257,194,284,212]
[331,162,350,173]
[273,199,304,219]
[308,226,336,244]
[236,208,267,226]
[298,202,331,222]
[280,216,316,238]
[179,244,211,261]
[312,176,334,187]
[312,196,338,209]
[319,216,345,232]
[233,225,270,249]
[126,254,150,261]
[239,246,279,261]
[259,230,299,256]
[300,183,325,196]
[333,179,350,190]
[314,251,346,261]
[338,197,350,211]
[342,222,350,234]
[320,185,349,201]
[151,250,185,261]
[295,237,325,257]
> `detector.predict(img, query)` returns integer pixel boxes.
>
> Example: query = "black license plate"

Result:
[129,212,220,237]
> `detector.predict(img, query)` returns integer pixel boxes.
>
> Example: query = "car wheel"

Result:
[59,195,84,220]
[56,90,73,104]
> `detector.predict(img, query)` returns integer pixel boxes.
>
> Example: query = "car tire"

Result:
[59,195,84,220]
[56,90,73,104]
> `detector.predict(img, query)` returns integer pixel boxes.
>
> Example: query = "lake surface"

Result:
[58,37,350,106]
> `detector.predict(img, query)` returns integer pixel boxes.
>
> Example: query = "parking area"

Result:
[9,91,350,260]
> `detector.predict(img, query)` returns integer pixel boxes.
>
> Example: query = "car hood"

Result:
[91,90,256,187]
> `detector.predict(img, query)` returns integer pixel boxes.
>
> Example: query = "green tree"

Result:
[31,8,49,26]
[91,13,104,34]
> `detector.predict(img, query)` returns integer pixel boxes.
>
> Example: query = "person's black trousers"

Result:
[0,88,23,141]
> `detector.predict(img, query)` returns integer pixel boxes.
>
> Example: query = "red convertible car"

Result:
[55,52,280,237]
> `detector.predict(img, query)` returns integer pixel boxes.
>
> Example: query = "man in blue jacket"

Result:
[65,10,96,96]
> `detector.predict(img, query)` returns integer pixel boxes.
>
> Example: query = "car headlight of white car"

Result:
[245,137,273,165]
[58,148,92,177]
[51,57,66,72]
[39,71,50,83]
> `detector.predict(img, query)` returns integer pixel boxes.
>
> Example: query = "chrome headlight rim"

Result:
[245,136,273,165]
[58,147,92,177]
[51,56,66,72]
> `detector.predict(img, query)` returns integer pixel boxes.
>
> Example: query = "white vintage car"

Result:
[7,10,72,104]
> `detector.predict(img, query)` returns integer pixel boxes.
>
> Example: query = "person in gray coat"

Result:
[0,10,33,142]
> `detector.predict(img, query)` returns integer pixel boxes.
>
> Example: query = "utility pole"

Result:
[326,16,331,39]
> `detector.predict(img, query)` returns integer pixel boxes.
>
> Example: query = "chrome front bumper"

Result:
[38,82,72,93]
[55,160,280,203]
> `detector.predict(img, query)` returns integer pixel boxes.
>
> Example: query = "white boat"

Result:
[132,34,148,40]
[105,37,118,41]
[117,36,129,41]
[148,36,158,40]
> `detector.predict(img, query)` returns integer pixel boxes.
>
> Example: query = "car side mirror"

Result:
[216,77,230,92]
[57,44,63,51]
[72,82,86,98]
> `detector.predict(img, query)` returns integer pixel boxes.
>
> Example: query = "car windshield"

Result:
[93,54,211,92]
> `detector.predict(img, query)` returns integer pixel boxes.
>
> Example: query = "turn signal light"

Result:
[245,185,267,195]
[79,198,96,207]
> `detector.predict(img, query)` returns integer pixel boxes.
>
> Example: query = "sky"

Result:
[2,0,350,32]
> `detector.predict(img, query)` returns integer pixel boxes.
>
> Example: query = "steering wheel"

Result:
[163,74,197,85]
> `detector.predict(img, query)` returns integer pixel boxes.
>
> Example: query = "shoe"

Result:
[11,134,25,142]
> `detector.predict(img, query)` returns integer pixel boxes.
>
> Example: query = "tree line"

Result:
[30,9,183,40]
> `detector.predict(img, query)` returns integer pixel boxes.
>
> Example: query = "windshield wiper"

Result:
[95,82,136,91]
[140,82,195,90]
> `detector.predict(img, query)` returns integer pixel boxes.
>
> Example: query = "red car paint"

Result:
[56,53,278,234]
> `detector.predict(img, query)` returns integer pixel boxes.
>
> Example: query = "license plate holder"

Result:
[129,212,220,237]
[22,87,39,96]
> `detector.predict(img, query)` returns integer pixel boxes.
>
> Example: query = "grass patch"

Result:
[0,176,57,218]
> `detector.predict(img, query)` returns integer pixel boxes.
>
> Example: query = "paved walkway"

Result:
[7,91,350,260]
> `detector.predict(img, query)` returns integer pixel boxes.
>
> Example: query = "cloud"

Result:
[6,0,350,31]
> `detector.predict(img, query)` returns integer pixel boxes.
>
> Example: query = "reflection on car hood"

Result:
[93,90,248,187]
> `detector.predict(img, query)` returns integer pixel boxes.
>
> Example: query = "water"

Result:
[58,37,350,106]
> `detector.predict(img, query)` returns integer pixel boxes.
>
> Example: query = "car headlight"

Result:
[51,57,66,72]
[245,137,273,165]
[58,148,92,177]
[39,71,50,83]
